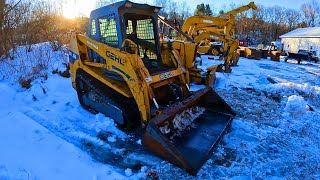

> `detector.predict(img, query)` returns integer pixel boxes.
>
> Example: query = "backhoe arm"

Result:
[220,2,257,17]
[181,16,228,37]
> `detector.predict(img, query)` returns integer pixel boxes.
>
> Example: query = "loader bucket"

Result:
[142,87,235,175]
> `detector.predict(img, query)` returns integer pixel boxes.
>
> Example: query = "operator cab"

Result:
[88,1,176,75]
[122,13,161,72]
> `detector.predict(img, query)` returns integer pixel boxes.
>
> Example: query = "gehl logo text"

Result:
[106,50,124,65]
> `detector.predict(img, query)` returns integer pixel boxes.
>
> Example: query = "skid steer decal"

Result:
[106,51,124,65]
[112,65,131,79]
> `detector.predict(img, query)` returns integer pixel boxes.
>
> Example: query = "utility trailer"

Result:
[285,50,319,64]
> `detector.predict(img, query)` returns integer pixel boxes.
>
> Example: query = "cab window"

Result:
[99,14,118,47]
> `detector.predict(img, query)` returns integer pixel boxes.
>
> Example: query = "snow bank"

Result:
[271,82,319,96]
[0,42,68,82]
[268,82,320,112]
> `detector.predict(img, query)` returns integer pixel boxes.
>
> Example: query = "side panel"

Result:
[70,33,152,122]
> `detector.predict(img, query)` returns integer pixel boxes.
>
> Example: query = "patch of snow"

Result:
[0,46,147,178]
[0,112,125,179]
[271,82,319,96]
[94,113,127,139]
[141,166,148,172]
[284,95,308,116]
[158,106,207,138]
[189,83,206,92]
[197,55,223,71]
[124,168,133,176]
[107,136,117,143]
[159,123,171,134]
[136,139,142,145]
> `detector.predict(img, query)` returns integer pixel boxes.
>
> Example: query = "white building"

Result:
[280,27,320,56]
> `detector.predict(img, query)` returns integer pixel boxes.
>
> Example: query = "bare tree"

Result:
[177,1,190,21]
[154,0,191,23]
[285,9,301,30]
[153,0,170,17]
[301,0,320,27]
[0,0,30,59]
[235,5,302,45]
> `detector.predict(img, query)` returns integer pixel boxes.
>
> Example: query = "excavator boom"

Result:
[178,1,258,71]
[222,2,257,16]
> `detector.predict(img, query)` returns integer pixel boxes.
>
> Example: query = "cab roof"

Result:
[90,1,161,19]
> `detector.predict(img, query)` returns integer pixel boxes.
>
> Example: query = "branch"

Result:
[5,0,22,15]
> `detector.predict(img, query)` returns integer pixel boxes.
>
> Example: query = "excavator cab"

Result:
[69,1,235,175]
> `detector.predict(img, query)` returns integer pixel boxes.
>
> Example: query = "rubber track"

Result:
[76,69,140,128]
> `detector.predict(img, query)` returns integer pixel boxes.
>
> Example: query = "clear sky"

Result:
[61,0,308,18]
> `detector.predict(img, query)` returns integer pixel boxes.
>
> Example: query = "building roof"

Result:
[280,27,320,38]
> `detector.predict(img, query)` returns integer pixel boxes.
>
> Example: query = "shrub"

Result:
[18,77,32,89]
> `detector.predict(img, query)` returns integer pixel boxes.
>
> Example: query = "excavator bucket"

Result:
[142,87,235,175]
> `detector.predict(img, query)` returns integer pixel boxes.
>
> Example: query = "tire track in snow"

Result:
[23,108,161,172]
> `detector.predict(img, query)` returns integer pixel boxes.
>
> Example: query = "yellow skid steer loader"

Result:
[68,1,235,175]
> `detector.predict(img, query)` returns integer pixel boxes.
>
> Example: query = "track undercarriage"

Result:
[76,69,140,129]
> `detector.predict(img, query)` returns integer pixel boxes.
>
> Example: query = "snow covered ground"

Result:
[0,46,319,179]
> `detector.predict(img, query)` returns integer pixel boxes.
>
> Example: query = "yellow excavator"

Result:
[182,2,257,40]
[180,2,257,72]
[68,1,235,175]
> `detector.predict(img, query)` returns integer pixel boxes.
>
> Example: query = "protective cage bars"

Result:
[99,14,119,48]
[136,19,157,60]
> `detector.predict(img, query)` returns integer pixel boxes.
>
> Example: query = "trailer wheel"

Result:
[297,58,301,64]
[313,58,318,63]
